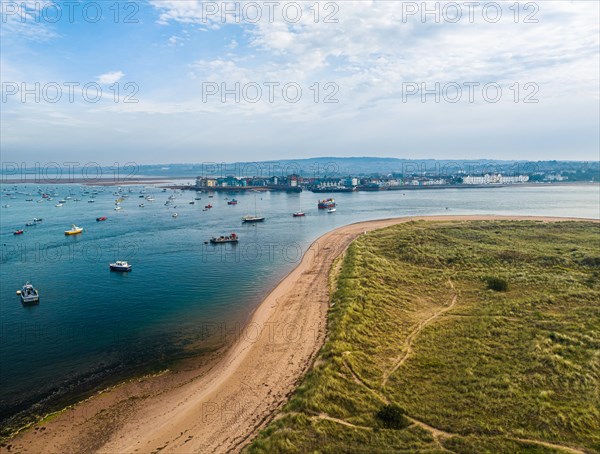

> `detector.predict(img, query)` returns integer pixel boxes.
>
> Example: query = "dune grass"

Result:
[247,220,600,453]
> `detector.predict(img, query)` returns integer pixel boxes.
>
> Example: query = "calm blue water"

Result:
[1,184,599,422]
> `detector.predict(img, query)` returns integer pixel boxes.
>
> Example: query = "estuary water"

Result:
[1,183,598,424]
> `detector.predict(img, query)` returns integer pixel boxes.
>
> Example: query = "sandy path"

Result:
[6,216,597,454]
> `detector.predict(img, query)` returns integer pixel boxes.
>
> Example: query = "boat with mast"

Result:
[242,195,265,223]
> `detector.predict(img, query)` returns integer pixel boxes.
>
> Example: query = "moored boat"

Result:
[18,282,39,304]
[65,224,83,235]
[327,208,336,213]
[109,260,132,271]
[14,229,24,235]
[227,199,238,205]
[318,198,336,209]
[293,211,306,217]
[210,233,239,244]
[96,216,107,222]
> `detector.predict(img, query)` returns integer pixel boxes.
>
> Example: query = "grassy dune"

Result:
[248,221,600,453]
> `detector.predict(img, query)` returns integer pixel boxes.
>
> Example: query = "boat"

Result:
[139,203,145,207]
[189,201,195,205]
[109,260,132,272]
[172,213,178,218]
[2,204,10,208]
[293,211,306,217]
[242,195,265,223]
[65,224,83,235]
[26,198,33,201]
[17,282,39,304]
[227,199,238,205]
[205,204,213,209]
[33,218,43,222]
[210,233,239,244]
[25,222,36,226]
[146,196,155,201]
[59,199,67,203]
[194,197,201,200]
[318,198,336,209]
[327,208,336,213]
[114,206,122,211]
[14,230,24,235]
[88,200,95,203]
[96,216,107,222]
[242,215,265,223]
[55,203,63,207]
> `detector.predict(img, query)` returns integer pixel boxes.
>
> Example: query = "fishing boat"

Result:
[210,233,239,244]
[14,229,24,235]
[17,282,39,304]
[327,208,336,213]
[318,198,336,209]
[227,199,238,205]
[65,224,83,235]
[96,216,107,222]
[293,211,306,217]
[109,260,132,272]
[242,195,265,223]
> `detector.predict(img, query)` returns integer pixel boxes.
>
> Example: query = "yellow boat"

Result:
[64,224,83,235]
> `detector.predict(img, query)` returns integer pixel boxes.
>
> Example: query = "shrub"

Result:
[486,276,509,292]
[375,404,410,429]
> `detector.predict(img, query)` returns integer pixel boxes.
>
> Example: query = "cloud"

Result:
[96,71,125,85]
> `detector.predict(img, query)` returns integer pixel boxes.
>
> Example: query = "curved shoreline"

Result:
[7,215,599,453]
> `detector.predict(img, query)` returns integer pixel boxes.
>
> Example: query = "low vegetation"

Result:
[247,221,600,453]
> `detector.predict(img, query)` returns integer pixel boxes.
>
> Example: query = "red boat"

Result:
[227,199,238,205]
[293,212,306,217]
[96,216,107,222]
[205,204,213,209]
[14,230,24,235]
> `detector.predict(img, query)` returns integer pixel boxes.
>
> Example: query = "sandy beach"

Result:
[5,215,597,454]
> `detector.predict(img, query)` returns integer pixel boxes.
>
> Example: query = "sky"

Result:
[1,0,599,165]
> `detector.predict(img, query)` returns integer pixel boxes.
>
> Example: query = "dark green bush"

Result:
[486,276,509,292]
[375,404,410,429]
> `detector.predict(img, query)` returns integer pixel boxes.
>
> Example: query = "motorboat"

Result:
[210,233,239,244]
[327,208,336,213]
[109,260,132,272]
[172,213,178,218]
[293,212,306,217]
[96,216,107,222]
[18,282,39,304]
[65,224,83,235]
[14,230,24,235]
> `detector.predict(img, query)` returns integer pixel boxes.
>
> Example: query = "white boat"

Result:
[114,206,122,211]
[172,213,178,218]
[109,260,132,272]
[18,282,39,304]
[55,203,63,207]
[327,208,336,213]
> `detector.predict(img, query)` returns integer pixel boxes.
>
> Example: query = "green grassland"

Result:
[247,221,600,453]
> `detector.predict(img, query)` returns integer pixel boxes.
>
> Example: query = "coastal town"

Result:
[195,172,535,192]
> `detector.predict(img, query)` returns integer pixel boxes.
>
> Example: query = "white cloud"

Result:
[96,71,125,85]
